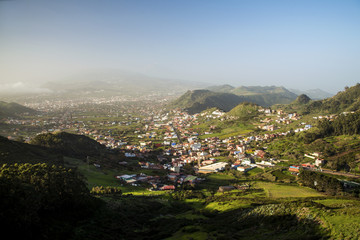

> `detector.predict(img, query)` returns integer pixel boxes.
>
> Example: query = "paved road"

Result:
[307,168,360,179]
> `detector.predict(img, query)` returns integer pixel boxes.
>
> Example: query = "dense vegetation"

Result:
[306,84,360,114]
[0,163,98,239]
[299,170,344,196]
[317,112,360,137]
[294,94,311,104]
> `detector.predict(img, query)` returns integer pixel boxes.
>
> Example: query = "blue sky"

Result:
[0,0,359,93]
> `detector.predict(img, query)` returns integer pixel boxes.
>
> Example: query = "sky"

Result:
[0,0,359,93]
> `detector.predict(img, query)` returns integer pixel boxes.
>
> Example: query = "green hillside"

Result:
[305,83,360,113]
[29,132,107,159]
[169,90,247,114]
[230,86,297,98]
[276,83,360,114]
[294,94,311,104]
[226,102,260,121]
[206,84,236,93]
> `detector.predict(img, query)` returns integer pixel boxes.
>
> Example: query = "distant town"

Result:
[3,94,356,192]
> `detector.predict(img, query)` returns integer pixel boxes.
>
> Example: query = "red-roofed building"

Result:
[289,165,301,172]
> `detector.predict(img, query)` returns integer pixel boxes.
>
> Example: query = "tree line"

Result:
[298,170,343,196]
[302,111,360,144]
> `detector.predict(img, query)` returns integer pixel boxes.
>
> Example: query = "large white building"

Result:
[198,162,228,174]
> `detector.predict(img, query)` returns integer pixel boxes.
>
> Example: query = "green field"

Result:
[197,173,238,190]
[255,181,324,198]
[193,120,255,140]
[246,167,264,176]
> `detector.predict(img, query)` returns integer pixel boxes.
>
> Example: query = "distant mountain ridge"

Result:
[42,70,206,97]
[207,84,296,96]
[208,85,298,106]
[289,88,334,100]
[206,84,236,93]
[171,85,298,114]
[169,90,246,114]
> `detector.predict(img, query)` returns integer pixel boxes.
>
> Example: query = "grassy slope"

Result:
[194,119,255,140]
[314,198,360,239]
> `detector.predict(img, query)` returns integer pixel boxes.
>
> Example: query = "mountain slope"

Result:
[275,83,360,114]
[169,90,247,114]
[305,84,360,113]
[294,94,311,105]
[0,135,62,164]
[231,86,297,99]
[0,101,37,118]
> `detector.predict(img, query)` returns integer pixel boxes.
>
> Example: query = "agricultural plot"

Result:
[255,181,323,198]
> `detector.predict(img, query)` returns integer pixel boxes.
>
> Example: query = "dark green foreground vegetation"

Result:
[2,156,360,239]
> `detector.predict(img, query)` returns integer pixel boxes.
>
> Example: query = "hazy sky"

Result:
[1,0,359,93]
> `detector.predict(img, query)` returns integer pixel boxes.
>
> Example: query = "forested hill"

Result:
[276,83,360,114]
[305,83,360,113]
[0,138,99,239]
[0,101,38,118]
[226,102,260,121]
[29,132,107,159]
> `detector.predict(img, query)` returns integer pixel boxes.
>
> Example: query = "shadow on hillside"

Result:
[204,206,329,240]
